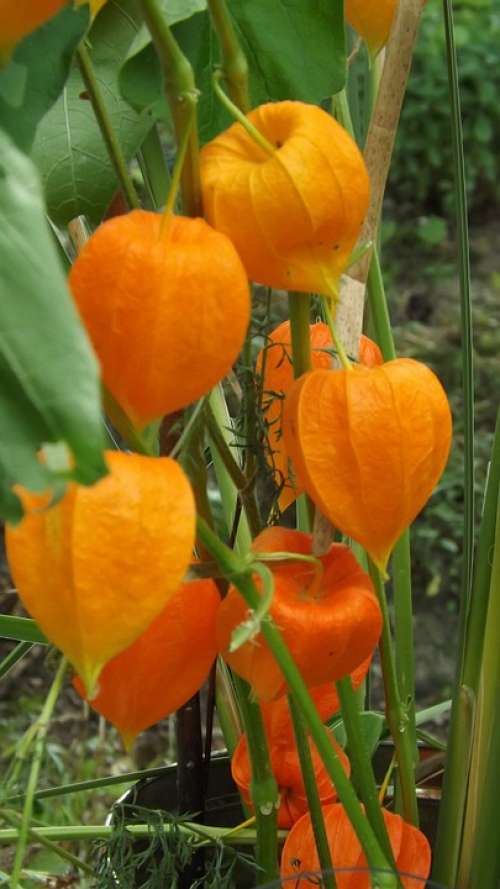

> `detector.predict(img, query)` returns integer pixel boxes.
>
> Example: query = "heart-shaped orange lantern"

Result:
[257,323,383,511]
[201,101,370,296]
[232,727,350,829]
[281,803,431,888]
[283,359,452,571]
[216,527,381,701]
[5,451,196,697]
[69,210,250,428]
[74,578,219,750]
[345,0,397,57]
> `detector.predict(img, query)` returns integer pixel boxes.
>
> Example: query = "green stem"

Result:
[10,657,67,889]
[140,0,201,216]
[0,823,285,846]
[368,562,418,827]
[232,676,279,884]
[288,293,312,378]
[207,386,252,551]
[212,72,275,156]
[76,44,140,210]
[205,399,261,539]
[335,677,395,867]
[206,0,250,112]
[3,766,177,806]
[162,103,196,220]
[196,517,396,887]
[137,125,171,210]
[0,643,33,681]
[288,695,336,889]
[322,296,352,370]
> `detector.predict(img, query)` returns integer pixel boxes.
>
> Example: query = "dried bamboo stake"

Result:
[313,0,427,556]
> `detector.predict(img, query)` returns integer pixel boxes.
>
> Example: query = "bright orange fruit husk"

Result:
[262,657,372,748]
[73,578,220,750]
[345,0,397,56]
[281,803,431,888]
[69,210,250,428]
[232,728,350,829]
[5,451,196,697]
[201,101,370,296]
[0,0,68,59]
[257,323,383,511]
[216,527,382,701]
[283,359,452,571]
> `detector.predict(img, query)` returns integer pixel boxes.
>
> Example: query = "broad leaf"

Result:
[0,130,107,522]
[330,711,385,760]
[32,0,153,227]
[120,0,347,143]
[0,5,89,152]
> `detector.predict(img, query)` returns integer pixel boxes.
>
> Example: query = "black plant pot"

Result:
[107,748,442,888]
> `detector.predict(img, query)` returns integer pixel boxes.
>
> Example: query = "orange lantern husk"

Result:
[281,803,431,888]
[345,0,397,57]
[74,578,220,750]
[200,101,370,296]
[232,729,350,829]
[216,527,382,701]
[257,323,383,511]
[69,210,250,428]
[5,451,196,697]
[282,360,452,572]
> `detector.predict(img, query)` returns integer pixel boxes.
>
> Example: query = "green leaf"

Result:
[0,5,89,153]
[330,711,385,759]
[120,0,347,143]
[0,616,47,645]
[0,130,107,522]
[31,0,154,227]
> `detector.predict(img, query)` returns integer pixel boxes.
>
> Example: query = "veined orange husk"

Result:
[216,527,382,701]
[281,803,431,888]
[282,360,452,571]
[200,101,370,296]
[5,451,196,697]
[232,728,350,829]
[73,578,219,749]
[257,323,383,511]
[262,657,372,748]
[69,210,250,428]
[0,0,68,59]
[345,0,397,56]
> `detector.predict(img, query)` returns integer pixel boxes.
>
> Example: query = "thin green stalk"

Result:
[101,385,158,456]
[457,493,500,889]
[10,657,67,889]
[288,293,312,378]
[137,125,171,209]
[196,516,396,888]
[335,676,395,867]
[0,643,33,681]
[205,399,261,539]
[215,661,243,756]
[0,822,285,846]
[322,296,352,370]
[368,562,418,827]
[288,695,336,889]
[140,0,201,216]
[212,72,275,156]
[432,0,476,880]
[76,44,140,210]
[207,386,252,551]
[3,766,174,806]
[206,0,250,112]
[232,676,279,884]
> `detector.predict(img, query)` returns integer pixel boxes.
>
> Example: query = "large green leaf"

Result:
[0,130,107,523]
[0,5,89,153]
[31,0,153,227]
[120,0,346,143]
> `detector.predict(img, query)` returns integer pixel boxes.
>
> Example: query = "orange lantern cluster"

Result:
[216,527,382,701]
